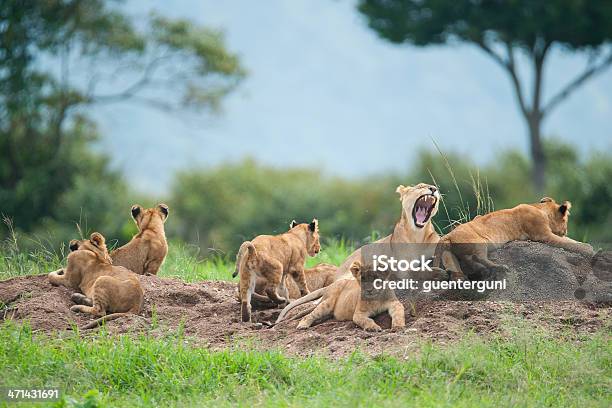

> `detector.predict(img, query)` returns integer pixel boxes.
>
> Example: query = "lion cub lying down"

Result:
[48,232,144,329]
[236,219,321,322]
[276,261,405,332]
[111,204,169,275]
[434,197,594,279]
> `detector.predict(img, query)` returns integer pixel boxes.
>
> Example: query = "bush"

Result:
[0,118,134,251]
[169,159,399,256]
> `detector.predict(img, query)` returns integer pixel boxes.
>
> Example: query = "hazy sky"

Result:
[91,0,612,193]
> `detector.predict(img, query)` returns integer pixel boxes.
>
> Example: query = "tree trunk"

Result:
[527,113,546,193]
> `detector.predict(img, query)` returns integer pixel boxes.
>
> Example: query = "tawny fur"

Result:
[111,204,169,275]
[279,261,405,332]
[48,232,144,329]
[272,262,335,300]
[433,197,594,279]
[236,219,321,322]
[241,263,337,306]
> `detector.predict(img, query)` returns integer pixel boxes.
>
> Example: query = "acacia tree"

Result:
[358,0,612,192]
[0,0,244,234]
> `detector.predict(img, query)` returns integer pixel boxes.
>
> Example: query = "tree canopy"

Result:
[358,0,612,192]
[0,0,244,241]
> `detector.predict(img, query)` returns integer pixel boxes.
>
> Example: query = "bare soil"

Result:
[1,242,610,358]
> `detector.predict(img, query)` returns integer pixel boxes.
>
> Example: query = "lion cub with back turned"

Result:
[111,203,169,275]
[236,219,321,322]
[48,232,144,329]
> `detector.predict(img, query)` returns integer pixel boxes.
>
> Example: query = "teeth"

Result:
[415,195,436,214]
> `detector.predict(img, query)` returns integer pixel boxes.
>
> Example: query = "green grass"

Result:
[0,243,63,281]
[0,322,609,407]
[157,242,236,282]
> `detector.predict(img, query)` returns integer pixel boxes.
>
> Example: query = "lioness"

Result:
[433,197,594,280]
[111,203,169,275]
[236,219,321,322]
[48,232,144,329]
[277,183,441,323]
[280,260,405,331]
[335,183,440,279]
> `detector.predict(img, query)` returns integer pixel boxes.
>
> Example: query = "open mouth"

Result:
[412,194,437,228]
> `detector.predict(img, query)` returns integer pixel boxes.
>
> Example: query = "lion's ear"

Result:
[396,185,411,199]
[131,204,143,219]
[539,197,553,203]
[309,218,318,232]
[350,261,361,279]
[290,220,298,229]
[559,201,571,215]
[90,232,105,248]
[158,203,169,219]
[69,240,80,251]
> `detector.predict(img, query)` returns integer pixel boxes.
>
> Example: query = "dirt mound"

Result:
[1,241,610,358]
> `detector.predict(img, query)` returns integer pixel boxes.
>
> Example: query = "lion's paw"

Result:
[69,305,83,313]
[391,323,406,331]
[364,323,382,332]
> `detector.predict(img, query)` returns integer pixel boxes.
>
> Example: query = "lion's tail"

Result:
[232,241,257,279]
[275,287,327,324]
[82,313,131,330]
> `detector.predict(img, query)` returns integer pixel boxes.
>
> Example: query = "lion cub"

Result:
[48,232,144,329]
[271,262,336,300]
[434,197,594,279]
[279,260,405,332]
[111,204,169,275]
[242,263,337,306]
[236,219,321,322]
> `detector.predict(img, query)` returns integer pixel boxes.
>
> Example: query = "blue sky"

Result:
[92,0,612,193]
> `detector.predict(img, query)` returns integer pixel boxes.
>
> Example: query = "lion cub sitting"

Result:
[48,232,144,329]
[111,203,169,275]
[434,197,594,279]
[277,260,405,332]
[236,219,321,322]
